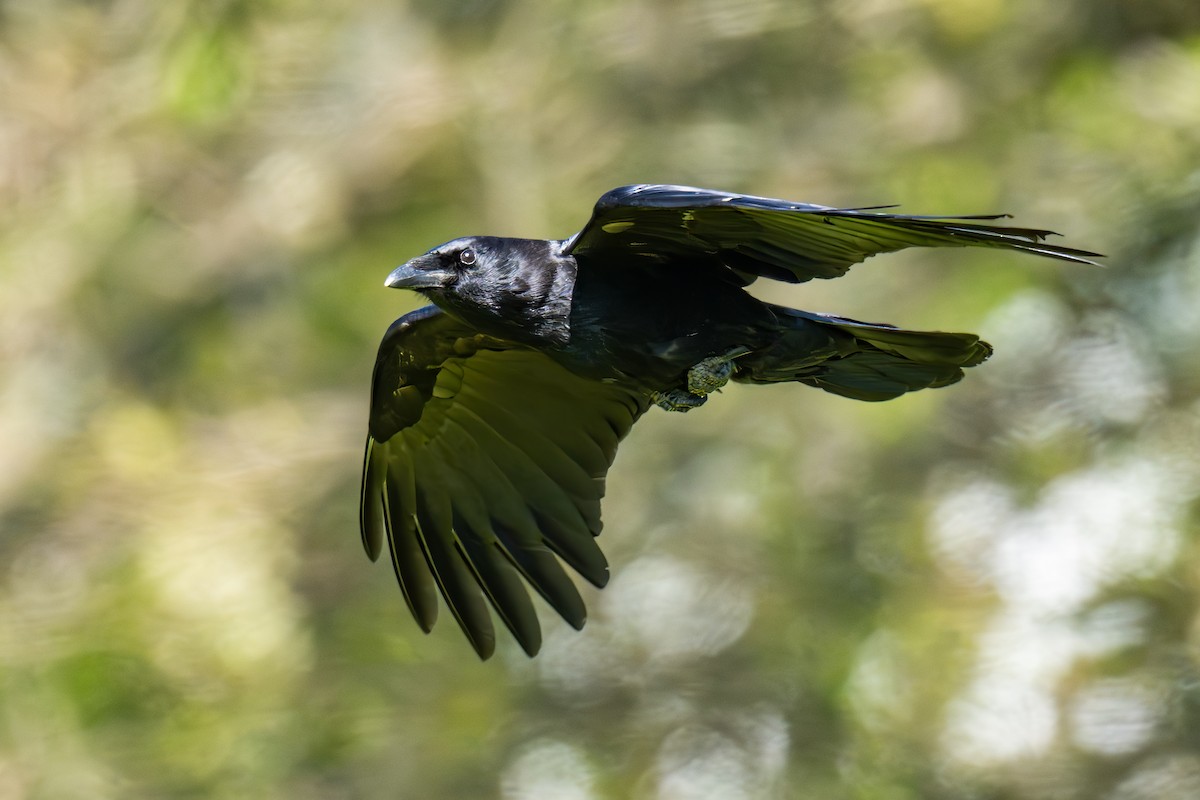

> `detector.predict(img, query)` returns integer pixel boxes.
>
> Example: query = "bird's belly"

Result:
[552,325,764,392]
[560,262,778,391]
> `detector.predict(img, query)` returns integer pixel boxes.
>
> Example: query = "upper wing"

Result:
[360,305,648,660]
[564,184,1101,284]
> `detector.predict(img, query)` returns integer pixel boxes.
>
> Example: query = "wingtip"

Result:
[515,636,542,659]
[1010,227,1107,264]
[1024,243,1106,266]
[467,631,497,661]
[593,567,611,589]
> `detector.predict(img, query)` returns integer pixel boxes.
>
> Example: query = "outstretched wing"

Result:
[565,184,1101,284]
[360,305,648,660]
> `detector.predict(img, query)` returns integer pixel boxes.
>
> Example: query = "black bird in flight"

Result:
[360,184,1098,660]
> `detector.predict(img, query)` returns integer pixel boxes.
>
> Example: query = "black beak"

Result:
[385,255,454,290]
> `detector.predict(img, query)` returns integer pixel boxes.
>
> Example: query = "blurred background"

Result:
[2,0,1200,797]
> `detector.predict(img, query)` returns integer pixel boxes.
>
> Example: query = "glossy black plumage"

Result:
[362,184,1099,659]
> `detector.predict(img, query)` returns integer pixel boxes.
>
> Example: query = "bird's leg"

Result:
[687,346,750,395]
[651,347,751,413]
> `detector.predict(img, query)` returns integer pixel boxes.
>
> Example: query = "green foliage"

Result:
[2,1,1200,797]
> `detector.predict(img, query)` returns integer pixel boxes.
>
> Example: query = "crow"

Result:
[359,184,1098,659]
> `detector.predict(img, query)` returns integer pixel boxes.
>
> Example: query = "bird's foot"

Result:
[650,388,708,413]
[652,348,751,412]
[686,347,750,395]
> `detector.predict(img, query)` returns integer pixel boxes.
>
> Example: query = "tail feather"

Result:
[736,307,992,401]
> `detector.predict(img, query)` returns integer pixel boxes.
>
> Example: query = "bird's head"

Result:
[386,236,575,345]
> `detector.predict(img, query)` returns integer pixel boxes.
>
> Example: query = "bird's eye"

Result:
[459,249,476,266]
